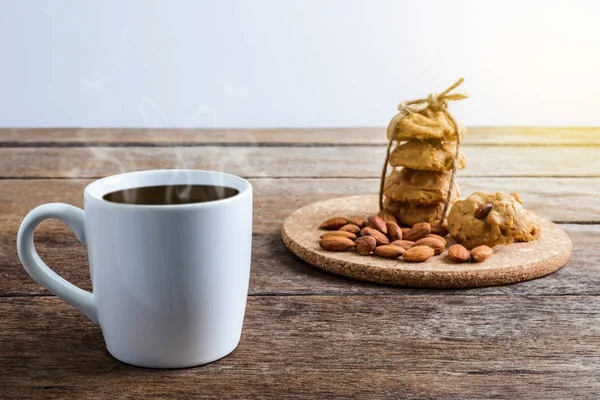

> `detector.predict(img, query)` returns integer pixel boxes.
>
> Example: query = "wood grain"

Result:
[2,127,599,146]
[2,295,600,399]
[1,178,599,296]
[3,224,599,298]
[1,146,598,179]
[2,177,598,236]
[2,127,600,400]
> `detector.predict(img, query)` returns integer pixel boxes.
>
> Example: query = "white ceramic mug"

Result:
[17,170,253,368]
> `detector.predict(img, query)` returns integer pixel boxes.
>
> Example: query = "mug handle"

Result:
[17,203,98,324]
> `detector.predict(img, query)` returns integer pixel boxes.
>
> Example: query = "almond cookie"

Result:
[447,192,541,249]
[383,168,459,205]
[387,110,466,142]
[389,139,467,171]
[384,197,453,226]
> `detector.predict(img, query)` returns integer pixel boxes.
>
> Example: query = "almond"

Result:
[430,223,449,237]
[374,244,405,259]
[427,234,447,247]
[402,245,434,262]
[386,221,402,241]
[348,216,366,227]
[320,217,349,230]
[339,224,361,234]
[361,227,390,246]
[391,240,415,249]
[474,203,493,219]
[401,227,411,236]
[404,222,431,242]
[378,209,397,224]
[319,236,354,251]
[321,231,357,240]
[414,237,445,255]
[447,244,470,263]
[354,236,377,255]
[367,215,387,234]
[471,245,493,262]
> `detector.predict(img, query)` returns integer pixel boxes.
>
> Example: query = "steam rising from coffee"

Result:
[75,80,263,204]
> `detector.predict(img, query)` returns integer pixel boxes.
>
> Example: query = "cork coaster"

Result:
[282,195,572,288]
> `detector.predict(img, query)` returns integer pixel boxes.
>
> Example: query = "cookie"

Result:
[383,168,459,205]
[384,198,452,227]
[447,192,541,249]
[389,139,467,171]
[387,110,466,142]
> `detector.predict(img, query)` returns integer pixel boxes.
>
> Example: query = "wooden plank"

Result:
[2,178,598,230]
[3,224,598,298]
[253,177,600,227]
[2,295,600,399]
[2,127,600,146]
[1,146,599,179]
[1,178,599,296]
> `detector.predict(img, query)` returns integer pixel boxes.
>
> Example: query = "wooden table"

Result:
[1,127,599,399]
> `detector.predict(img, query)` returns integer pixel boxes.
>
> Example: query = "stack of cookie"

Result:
[382,107,466,226]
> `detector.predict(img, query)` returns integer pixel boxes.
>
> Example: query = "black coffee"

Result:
[103,184,239,205]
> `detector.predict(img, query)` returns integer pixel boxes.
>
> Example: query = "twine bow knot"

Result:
[379,78,468,225]
[426,94,441,110]
[398,78,467,114]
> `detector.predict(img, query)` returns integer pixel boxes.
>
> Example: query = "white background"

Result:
[1,0,599,128]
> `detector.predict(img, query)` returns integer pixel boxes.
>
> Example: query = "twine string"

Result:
[379,116,400,211]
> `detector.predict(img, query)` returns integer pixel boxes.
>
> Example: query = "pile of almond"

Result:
[318,212,493,263]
